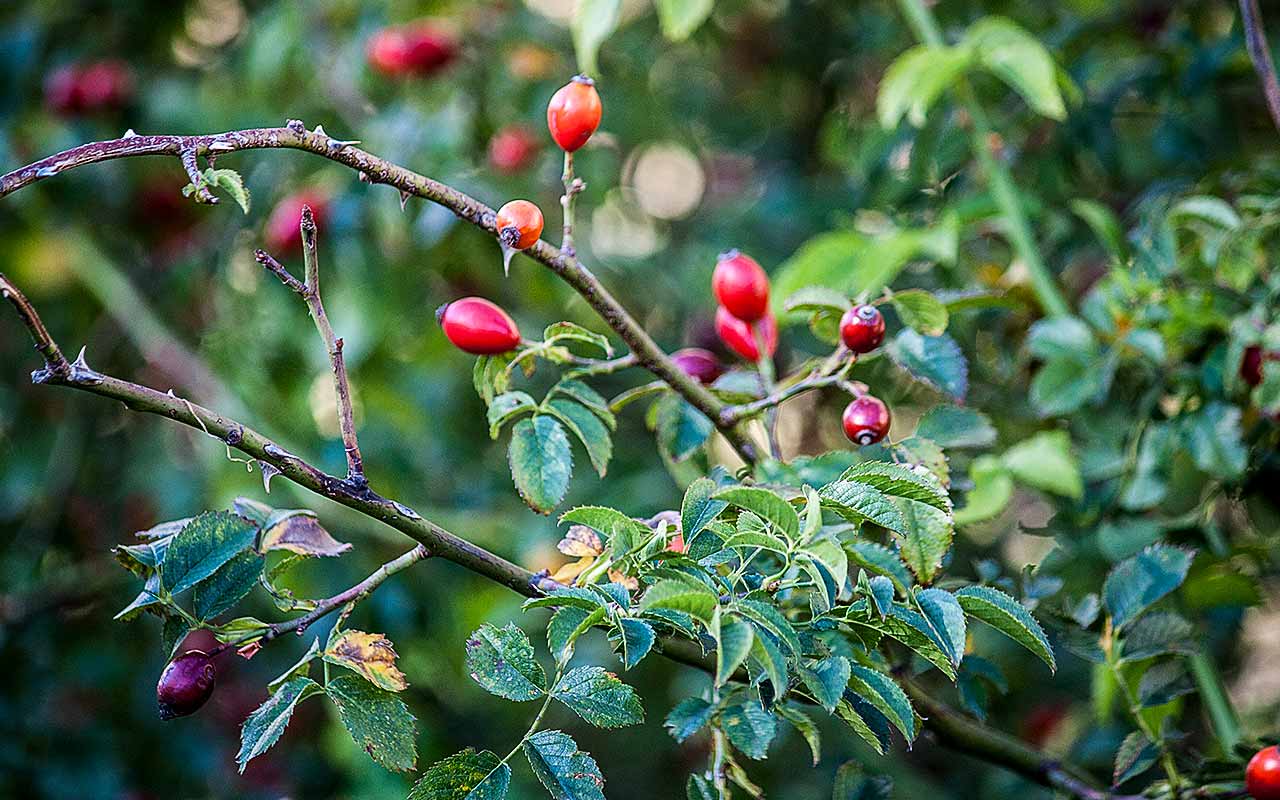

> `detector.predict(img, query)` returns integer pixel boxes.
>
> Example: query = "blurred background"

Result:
[1,0,1278,797]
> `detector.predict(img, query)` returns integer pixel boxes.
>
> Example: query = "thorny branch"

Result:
[1240,0,1280,134]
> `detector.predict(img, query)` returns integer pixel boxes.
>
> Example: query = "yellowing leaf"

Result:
[260,512,352,557]
[550,555,596,584]
[323,630,408,692]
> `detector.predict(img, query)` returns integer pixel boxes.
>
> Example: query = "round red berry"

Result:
[672,348,724,384]
[265,192,328,253]
[400,22,458,75]
[496,200,544,250]
[1247,746,1280,800]
[157,650,216,720]
[842,395,891,446]
[438,297,521,355]
[712,250,770,322]
[715,306,777,362]
[547,76,602,153]
[367,28,412,75]
[489,126,540,174]
[77,60,133,110]
[840,304,886,354]
[44,65,83,115]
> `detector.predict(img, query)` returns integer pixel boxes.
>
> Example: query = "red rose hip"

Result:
[265,192,328,253]
[1242,345,1267,388]
[842,395,891,446]
[367,28,412,75]
[840,305,886,353]
[715,306,777,361]
[157,650,216,720]
[496,200,544,250]
[489,126,540,173]
[1247,746,1280,800]
[547,76,602,153]
[712,250,770,322]
[672,348,725,384]
[438,297,521,355]
[367,22,457,77]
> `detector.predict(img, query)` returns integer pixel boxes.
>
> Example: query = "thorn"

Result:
[72,346,90,370]
[259,461,281,492]
[208,139,235,152]
[35,166,58,178]
[122,128,138,138]
[358,171,372,183]
[313,123,328,137]
[399,190,410,211]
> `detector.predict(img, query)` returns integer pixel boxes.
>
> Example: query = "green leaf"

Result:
[192,549,263,621]
[1114,731,1159,785]
[655,0,713,41]
[845,540,912,594]
[833,761,894,800]
[551,379,616,430]
[887,329,968,401]
[115,573,163,621]
[776,704,822,765]
[523,730,606,800]
[783,285,851,315]
[665,697,714,742]
[736,597,802,654]
[161,512,259,596]
[834,696,888,755]
[749,625,790,696]
[1002,430,1082,499]
[236,677,323,772]
[1137,661,1194,707]
[848,602,956,679]
[1071,199,1129,260]
[841,460,951,512]
[655,395,713,462]
[891,290,948,336]
[409,749,511,800]
[1180,402,1247,480]
[681,477,728,544]
[487,392,537,439]
[1118,612,1195,662]
[1103,544,1195,630]
[955,585,1056,672]
[953,456,1013,526]
[552,666,644,728]
[1027,317,1096,361]
[617,618,654,669]
[508,416,574,514]
[914,588,967,667]
[877,44,973,128]
[723,528,790,554]
[548,606,602,662]
[641,579,719,623]
[963,17,1066,120]
[847,664,916,742]
[525,586,609,613]
[187,167,251,213]
[1030,355,1106,417]
[464,623,547,701]
[543,321,612,356]
[867,575,896,617]
[799,655,850,713]
[545,397,612,478]
[326,673,418,772]
[572,0,621,77]
[715,612,754,685]
[713,486,801,540]
[687,774,716,800]
[819,480,908,534]
[894,498,953,584]
[258,510,351,557]
[721,695,776,759]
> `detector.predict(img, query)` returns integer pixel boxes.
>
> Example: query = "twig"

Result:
[179,145,216,204]
[0,123,758,464]
[560,151,585,257]
[1240,0,1280,133]
[0,274,71,380]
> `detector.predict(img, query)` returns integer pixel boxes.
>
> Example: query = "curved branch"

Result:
[0,123,758,463]
[1241,0,1280,133]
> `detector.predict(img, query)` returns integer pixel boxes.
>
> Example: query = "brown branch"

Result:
[0,274,71,380]
[1241,0,1280,133]
[0,123,758,463]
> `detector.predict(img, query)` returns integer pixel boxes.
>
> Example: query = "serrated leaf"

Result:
[716,612,754,685]
[1118,612,1195,662]
[617,618,654,669]
[464,623,546,701]
[508,416,574,514]
[551,379,615,430]
[655,0,713,41]
[891,289,948,336]
[847,664,916,742]
[736,598,802,654]
[192,549,263,621]
[236,677,323,772]
[259,511,351,557]
[324,630,408,692]
[115,573,164,621]
[487,392,538,439]
[846,540,913,594]
[640,579,719,623]
[1137,661,1194,707]
[820,480,908,534]
[655,395,713,462]
[868,575,896,617]
[1103,545,1195,630]
[547,606,600,662]
[894,497,953,584]
[776,704,822,765]
[841,461,951,512]
[799,656,850,713]
[1002,430,1082,499]
[543,321,612,356]
[202,167,251,213]
[721,695,776,759]
[834,696,888,755]
[326,673,417,772]
[665,697,714,742]
[523,730,606,800]
[1114,731,1159,785]
[552,666,644,728]
[525,586,609,613]
[915,406,996,449]
[572,0,620,78]
[749,627,789,697]
[161,512,259,595]
[887,329,968,401]
[914,588,966,667]
[682,477,728,545]
[955,585,1055,672]
[712,487,800,540]
[545,397,612,477]
[408,749,511,800]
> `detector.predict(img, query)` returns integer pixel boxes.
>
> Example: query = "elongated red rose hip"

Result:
[715,306,777,361]
[547,76,602,152]
[840,305,886,353]
[712,250,770,322]
[672,348,725,384]
[496,200,544,249]
[842,395,891,446]
[157,650,216,720]
[438,297,521,354]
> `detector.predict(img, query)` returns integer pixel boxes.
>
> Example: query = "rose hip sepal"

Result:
[547,75,602,153]
[496,200,545,250]
[157,650,216,720]
[715,306,778,362]
[840,304,886,354]
[842,394,891,446]
[671,348,725,384]
[1248,746,1280,800]
[438,297,522,355]
[712,250,770,322]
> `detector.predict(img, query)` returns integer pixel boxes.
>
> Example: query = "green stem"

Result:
[754,326,781,460]
[893,0,1071,319]
[1188,651,1242,753]
[1104,621,1183,790]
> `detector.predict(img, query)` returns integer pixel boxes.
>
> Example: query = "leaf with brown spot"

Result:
[558,525,604,557]
[323,630,408,692]
[260,511,352,557]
